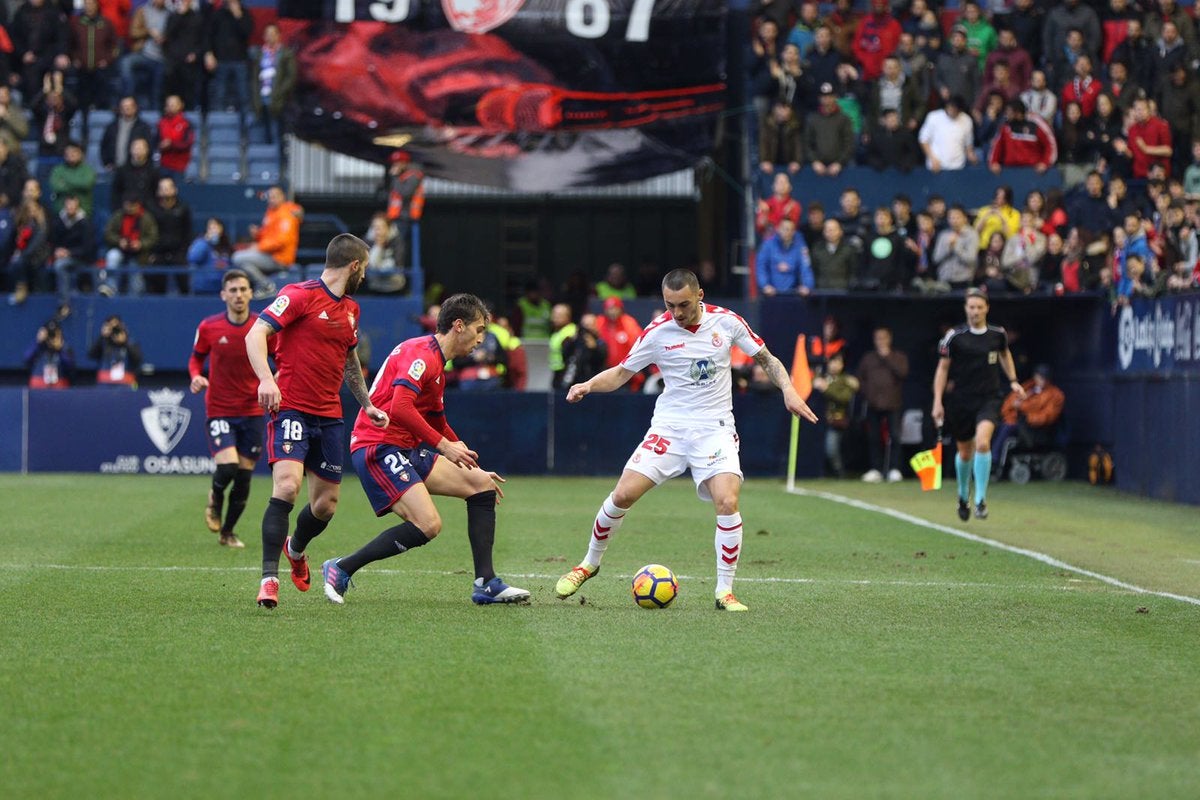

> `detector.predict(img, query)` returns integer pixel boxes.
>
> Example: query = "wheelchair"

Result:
[996,420,1068,485]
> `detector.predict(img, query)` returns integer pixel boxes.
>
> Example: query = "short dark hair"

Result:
[437,293,489,334]
[965,287,988,302]
[662,268,700,293]
[326,233,368,270]
[222,269,251,288]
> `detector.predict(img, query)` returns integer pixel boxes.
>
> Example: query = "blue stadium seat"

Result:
[207,126,242,145]
[88,110,114,131]
[68,116,84,142]
[246,144,277,161]
[207,143,241,162]
[205,111,242,132]
[142,112,161,130]
[207,160,241,182]
[20,141,38,162]
[247,160,280,183]
[184,159,200,182]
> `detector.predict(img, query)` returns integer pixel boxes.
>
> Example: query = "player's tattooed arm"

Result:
[344,350,389,427]
[754,346,819,423]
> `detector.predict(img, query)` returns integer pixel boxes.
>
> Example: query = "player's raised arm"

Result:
[753,345,819,423]
[344,349,388,428]
[566,364,636,402]
[246,318,279,412]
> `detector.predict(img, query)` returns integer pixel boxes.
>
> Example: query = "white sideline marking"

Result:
[788,486,1200,607]
[0,563,1120,595]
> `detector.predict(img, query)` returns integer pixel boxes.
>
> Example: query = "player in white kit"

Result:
[555,269,818,611]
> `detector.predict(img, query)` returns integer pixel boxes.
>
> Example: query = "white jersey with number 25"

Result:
[621,304,765,427]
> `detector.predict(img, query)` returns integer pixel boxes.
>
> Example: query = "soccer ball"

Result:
[631,564,679,609]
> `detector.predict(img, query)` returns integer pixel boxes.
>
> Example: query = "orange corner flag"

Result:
[909,440,943,491]
[791,334,813,400]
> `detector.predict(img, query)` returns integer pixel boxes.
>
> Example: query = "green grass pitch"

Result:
[2,474,1199,798]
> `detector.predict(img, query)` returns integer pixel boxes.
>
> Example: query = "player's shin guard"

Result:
[973,453,992,505]
[261,497,294,579]
[289,504,330,554]
[223,468,253,534]
[956,454,971,501]
[584,493,628,568]
[715,513,743,594]
[337,521,429,576]
[466,491,497,583]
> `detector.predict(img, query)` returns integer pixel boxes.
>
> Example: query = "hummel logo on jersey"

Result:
[218,336,228,344]
[665,343,685,351]
[319,310,330,320]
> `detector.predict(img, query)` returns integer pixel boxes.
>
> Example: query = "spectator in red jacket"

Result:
[156,94,194,177]
[1127,96,1173,178]
[595,296,646,391]
[755,172,801,237]
[852,0,901,81]
[989,99,1058,174]
[1061,54,1104,118]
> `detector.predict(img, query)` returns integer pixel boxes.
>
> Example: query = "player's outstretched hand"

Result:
[486,471,506,502]
[566,382,590,403]
[439,439,479,470]
[365,405,389,428]
[258,377,281,413]
[787,394,819,423]
[190,375,208,394]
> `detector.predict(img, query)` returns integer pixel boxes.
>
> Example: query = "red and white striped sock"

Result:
[584,493,628,568]
[715,513,743,593]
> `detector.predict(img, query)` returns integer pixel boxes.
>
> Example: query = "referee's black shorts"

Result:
[945,395,1002,442]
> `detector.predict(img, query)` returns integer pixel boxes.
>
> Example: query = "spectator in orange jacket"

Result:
[993,363,1065,468]
[231,185,303,298]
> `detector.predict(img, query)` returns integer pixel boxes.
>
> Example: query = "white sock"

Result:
[584,493,628,568]
[285,540,303,561]
[714,513,743,594]
[261,576,277,586]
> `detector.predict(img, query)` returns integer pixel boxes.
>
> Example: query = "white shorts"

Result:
[623,422,742,501]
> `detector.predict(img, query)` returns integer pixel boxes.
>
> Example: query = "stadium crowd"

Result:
[0,0,321,305]
[750,0,1200,298]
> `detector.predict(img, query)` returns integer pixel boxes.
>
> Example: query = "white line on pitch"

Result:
[787,486,1200,607]
[0,562,1113,594]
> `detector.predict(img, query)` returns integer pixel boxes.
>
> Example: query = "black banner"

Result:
[278,0,727,189]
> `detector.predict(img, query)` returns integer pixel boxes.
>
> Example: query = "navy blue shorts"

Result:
[206,416,266,461]
[352,443,439,516]
[266,410,346,483]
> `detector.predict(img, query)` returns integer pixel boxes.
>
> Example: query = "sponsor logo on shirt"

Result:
[218,335,228,344]
[689,358,714,384]
[319,310,330,320]
[268,295,290,316]
[711,332,723,347]
[665,343,685,350]
[409,359,427,381]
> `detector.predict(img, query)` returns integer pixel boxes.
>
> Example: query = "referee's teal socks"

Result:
[973,453,992,505]
[956,454,970,501]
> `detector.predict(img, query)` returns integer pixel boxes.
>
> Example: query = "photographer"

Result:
[25,320,74,389]
[559,312,608,389]
[88,314,142,386]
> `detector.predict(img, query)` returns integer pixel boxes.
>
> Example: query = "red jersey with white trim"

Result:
[350,334,456,450]
[258,280,360,418]
[621,304,765,426]
[190,313,276,418]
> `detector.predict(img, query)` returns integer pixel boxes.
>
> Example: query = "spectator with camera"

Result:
[89,314,142,387]
[26,320,74,390]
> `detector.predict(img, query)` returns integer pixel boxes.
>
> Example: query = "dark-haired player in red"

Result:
[320,293,530,605]
[245,233,389,609]
[189,269,275,549]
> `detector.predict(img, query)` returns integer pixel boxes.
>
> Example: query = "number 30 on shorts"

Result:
[209,420,231,437]
[641,433,671,455]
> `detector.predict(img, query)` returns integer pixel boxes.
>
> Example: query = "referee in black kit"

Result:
[931,289,1026,521]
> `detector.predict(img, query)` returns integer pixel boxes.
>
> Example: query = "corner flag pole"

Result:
[786,334,812,492]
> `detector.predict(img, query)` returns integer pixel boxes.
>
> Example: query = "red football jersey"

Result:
[190,313,275,418]
[259,280,361,418]
[350,334,455,451]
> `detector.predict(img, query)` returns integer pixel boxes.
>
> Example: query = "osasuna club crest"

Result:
[141,389,192,455]
[442,0,525,33]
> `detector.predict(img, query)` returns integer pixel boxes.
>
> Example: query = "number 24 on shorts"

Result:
[641,433,671,455]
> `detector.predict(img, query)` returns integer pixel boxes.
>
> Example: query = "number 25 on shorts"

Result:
[641,433,670,455]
